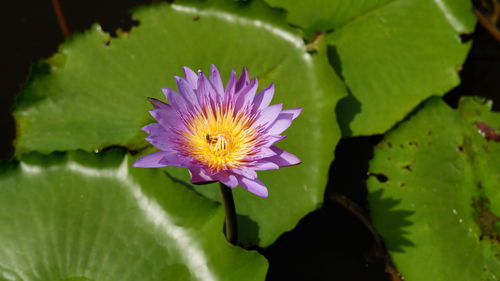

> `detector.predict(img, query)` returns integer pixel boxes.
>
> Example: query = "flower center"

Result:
[206,132,232,155]
[180,104,258,172]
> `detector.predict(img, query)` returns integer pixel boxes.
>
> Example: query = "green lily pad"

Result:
[0,150,267,281]
[367,97,500,280]
[264,0,475,136]
[14,0,344,154]
[14,0,345,247]
[264,0,393,35]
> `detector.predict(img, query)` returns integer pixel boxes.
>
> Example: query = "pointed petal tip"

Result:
[161,88,177,96]
[141,124,151,133]
[239,177,269,198]
[182,67,199,86]
[280,107,303,120]
[268,146,301,167]
[183,66,195,73]
[293,108,303,119]
[253,188,269,198]
[133,152,169,168]
[197,71,208,79]
[148,97,168,108]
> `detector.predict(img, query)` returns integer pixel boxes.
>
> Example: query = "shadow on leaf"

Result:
[236,214,260,247]
[327,45,361,137]
[368,189,416,252]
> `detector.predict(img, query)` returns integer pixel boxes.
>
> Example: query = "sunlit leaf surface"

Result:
[0,151,267,281]
[265,0,475,136]
[13,0,346,247]
[368,97,500,280]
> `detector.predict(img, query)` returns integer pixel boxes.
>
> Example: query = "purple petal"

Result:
[235,68,250,92]
[267,114,293,135]
[234,78,258,111]
[230,167,257,179]
[263,135,286,146]
[175,76,199,107]
[250,160,280,171]
[209,64,224,97]
[196,72,218,105]
[189,167,215,183]
[252,83,274,113]
[248,146,276,160]
[183,67,198,88]
[149,107,185,130]
[215,171,238,187]
[142,124,173,151]
[162,88,188,111]
[239,177,268,198]
[266,146,301,167]
[267,107,302,135]
[133,152,170,168]
[224,70,237,99]
[148,97,168,109]
[158,152,194,167]
[253,104,282,128]
[281,108,302,120]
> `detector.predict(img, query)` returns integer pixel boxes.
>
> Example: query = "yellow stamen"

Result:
[181,104,258,172]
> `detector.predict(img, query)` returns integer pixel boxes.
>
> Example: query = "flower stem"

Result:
[50,0,71,38]
[219,183,238,244]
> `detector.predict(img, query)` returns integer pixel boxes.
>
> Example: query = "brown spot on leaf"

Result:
[192,15,200,21]
[483,143,489,151]
[376,140,386,149]
[477,181,483,190]
[475,121,500,142]
[457,145,464,152]
[472,196,500,243]
[408,141,418,147]
[402,164,412,172]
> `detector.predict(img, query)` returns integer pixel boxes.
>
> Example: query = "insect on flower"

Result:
[133,65,302,197]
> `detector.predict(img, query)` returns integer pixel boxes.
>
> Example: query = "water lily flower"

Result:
[133,65,301,197]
